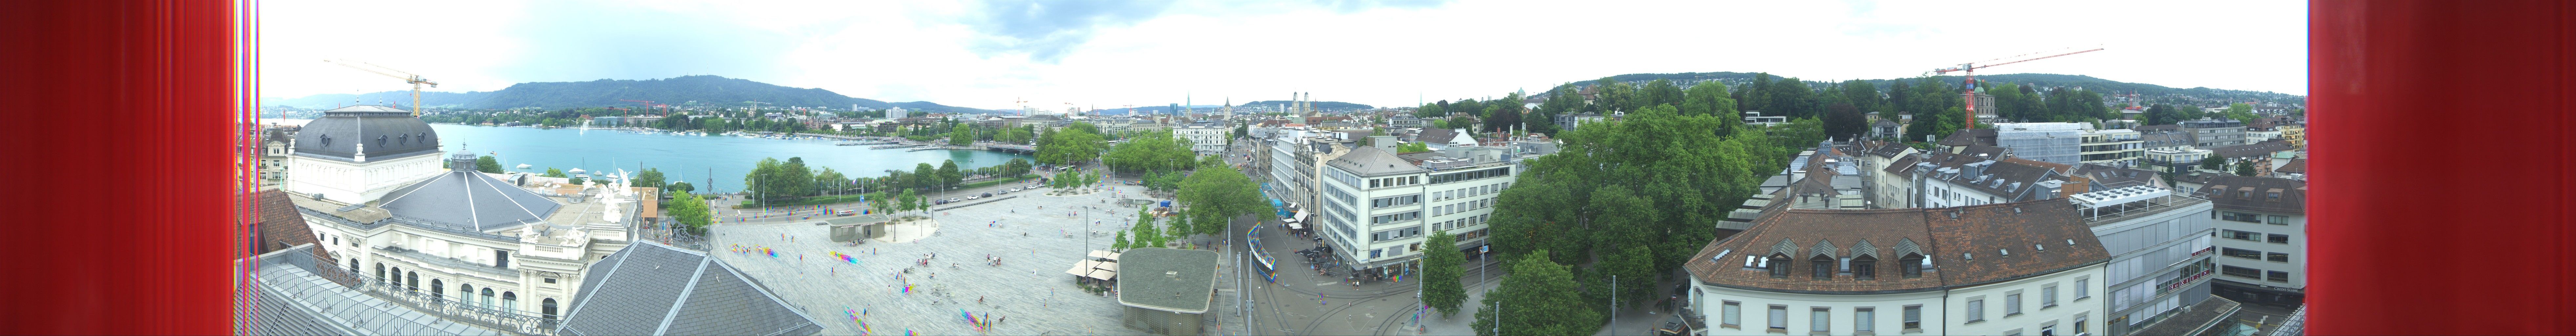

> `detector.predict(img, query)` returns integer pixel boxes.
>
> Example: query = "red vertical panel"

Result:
[0,0,236,334]
[2310,1,2574,335]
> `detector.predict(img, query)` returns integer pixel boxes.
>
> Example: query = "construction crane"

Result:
[1927,46,2103,129]
[1014,97,1030,116]
[324,59,438,116]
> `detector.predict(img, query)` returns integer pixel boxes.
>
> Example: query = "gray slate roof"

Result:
[1114,248,1221,313]
[558,240,823,336]
[1326,146,1426,177]
[294,105,443,162]
[377,154,565,232]
[246,244,508,336]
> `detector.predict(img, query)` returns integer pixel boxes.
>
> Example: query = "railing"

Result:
[377,246,517,279]
[2269,304,2306,336]
[2083,193,2210,225]
[356,277,558,335]
[2157,269,2214,295]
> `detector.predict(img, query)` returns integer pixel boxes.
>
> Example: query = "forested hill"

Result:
[1545,72,2303,106]
[1231,100,1374,110]
[269,75,1008,114]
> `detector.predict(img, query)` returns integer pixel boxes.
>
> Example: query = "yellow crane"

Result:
[323,59,439,116]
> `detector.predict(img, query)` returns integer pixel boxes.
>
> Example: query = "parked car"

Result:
[996,190,1010,195]
[979,192,992,198]
[966,195,980,200]
[836,209,856,216]
[934,199,950,205]
[1009,187,1022,192]
[948,198,961,203]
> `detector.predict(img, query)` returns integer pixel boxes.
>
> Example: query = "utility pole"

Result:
[1612,275,1618,336]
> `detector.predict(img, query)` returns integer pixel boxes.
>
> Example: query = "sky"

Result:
[260,0,2307,110]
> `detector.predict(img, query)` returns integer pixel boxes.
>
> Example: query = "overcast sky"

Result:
[260,0,2306,110]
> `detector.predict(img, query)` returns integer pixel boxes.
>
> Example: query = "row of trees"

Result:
[1102,130,1199,174]
[1035,122,1107,165]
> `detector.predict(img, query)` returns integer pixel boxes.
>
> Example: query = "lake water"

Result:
[262,119,1029,193]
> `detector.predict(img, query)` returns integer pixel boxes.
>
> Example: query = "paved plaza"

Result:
[706,181,1251,336]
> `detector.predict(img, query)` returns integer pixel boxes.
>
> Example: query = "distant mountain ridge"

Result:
[268,75,1010,114]
[1541,72,2303,105]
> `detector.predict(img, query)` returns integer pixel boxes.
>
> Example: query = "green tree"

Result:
[667,192,712,235]
[543,167,567,178]
[913,163,938,190]
[664,181,695,194]
[2225,103,2259,122]
[950,124,973,145]
[868,191,893,215]
[1176,162,1265,236]
[631,168,666,189]
[2201,156,2227,172]
[896,189,921,213]
[1112,230,1130,250]
[1470,250,1602,336]
[474,155,504,173]
[937,159,963,190]
[1421,230,1467,316]
[1397,142,1430,153]
[1003,158,1034,177]
[2235,160,2257,176]
[814,167,847,195]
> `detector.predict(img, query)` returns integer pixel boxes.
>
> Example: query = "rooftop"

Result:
[1685,200,2112,294]
[558,240,824,336]
[1325,146,1428,177]
[1114,248,1221,313]
[2198,176,2306,214]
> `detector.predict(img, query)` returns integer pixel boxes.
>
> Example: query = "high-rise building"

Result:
[885,107,909,119]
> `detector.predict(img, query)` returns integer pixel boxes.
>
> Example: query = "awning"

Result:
[1093,261,1120,272]
[1089,250,1122,261]
[1086,269,1118,280]
[1065,261,1099,277]
[1293,211,1309,224]
[1288,222,1303,230]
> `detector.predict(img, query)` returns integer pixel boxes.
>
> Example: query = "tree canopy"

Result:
[1470,250,1602,336]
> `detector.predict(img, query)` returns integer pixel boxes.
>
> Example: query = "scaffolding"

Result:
[1993,122,2088,166]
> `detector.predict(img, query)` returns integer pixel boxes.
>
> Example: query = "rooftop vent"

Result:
[2035,244,2045,251]
[2066,239,2076,245]
[2000,249,2010,256]
[1963,253,1973,260]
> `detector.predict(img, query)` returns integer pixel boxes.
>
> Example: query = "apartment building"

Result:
[1315,141,1516,277]
[2196,176,2308,306]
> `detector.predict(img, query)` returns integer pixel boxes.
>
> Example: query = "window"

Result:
[2074,314,2089,335]
[2222,265,2263,279]
[1852,256,1877,280]
[1900,254,1924,278]
[2224,230,2259,241]
[501,292,517,313]
[542,298,559,320]
[2005,292,2023,316]
[374,263,385,282]
[2266,215,2290,225]
[2221,212,2261,222]
[480,288,496,310]
[1769,255,1792,278]
[1812,307,1832,333]
[1967,298,1986,323]
[1768,305,1789,331]
[2005,328,2024,336]
[495,250,510,268]
[1723,301,1742,327]
[2267,271,2291,283]
[1902,305,1923,331]
[543,278,556,284]
[1855,307,1875,333]
[2267,234,2291,244]
[2042,285,2059,308]
[405,271,419,292]
[2222,247,2263,260]
[1369,249,1383,258]
[1812,256,1835,280]
[430,279,444,302]
[2075,278,2090,299]
[2267,252,2291,262]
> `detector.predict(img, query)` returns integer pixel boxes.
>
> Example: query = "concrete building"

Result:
[2079,129,2145,168]
[884,106,909,119]
[1554,112,1607,132]
[1173,120,1231,155]
[262,125,301,186]
[2195,176,2308,306]
[287,104,451,202]
[2179,118,2248,148]
[1870,119,1902,140]
[1911,159,2071,208]
[1864,143,1922,209]
[1683,201,2111,336]
[2142,148,2213,174]
[2207,140,2297,176]
[2067,184,2220,334]
[2242,118,2284,144]
[1315,142,1515,276]
[2277,123,2305,148]
[1992,122,2090,166]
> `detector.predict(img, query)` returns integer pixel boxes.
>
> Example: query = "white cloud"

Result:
[260,0,2307,109]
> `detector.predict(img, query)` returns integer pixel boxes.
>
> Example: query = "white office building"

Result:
[1315,139,1515,276]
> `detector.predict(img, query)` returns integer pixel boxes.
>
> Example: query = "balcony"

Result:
[355,277,558,335]
[376,245,517,280]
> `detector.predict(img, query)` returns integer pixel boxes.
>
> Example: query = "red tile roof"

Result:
[1685,200,2111,293]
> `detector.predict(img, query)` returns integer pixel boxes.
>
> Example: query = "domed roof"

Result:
[293,105,441,162]
[376,153,563,231]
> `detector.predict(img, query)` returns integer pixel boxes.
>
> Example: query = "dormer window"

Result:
[1900,253,1925,278]
[378,135,389,147]
[1768,254,1791,278]
[1811,256,1834,280]
[2268,192,2280,200]
[1853,255,1878,280]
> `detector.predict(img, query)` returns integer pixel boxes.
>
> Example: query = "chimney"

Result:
[1371,136,1397,153]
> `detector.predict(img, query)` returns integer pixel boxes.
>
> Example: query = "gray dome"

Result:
[293,105,440,162]
[377,165,563,231]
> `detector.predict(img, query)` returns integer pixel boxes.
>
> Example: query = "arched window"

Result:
[502,292,518,313]
[390,266,403,287]
[458,284,473,305]
[1853,255,1879,280]
[1900,253,1925,278]
[1811,255,1835,280]
[348,259,359,275]
[404,271,418,292]
[374,263,385,282]
[542,298,559,320]
[480,288,496,310]
[430,279,444,302]
[1767,254,1791,278]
